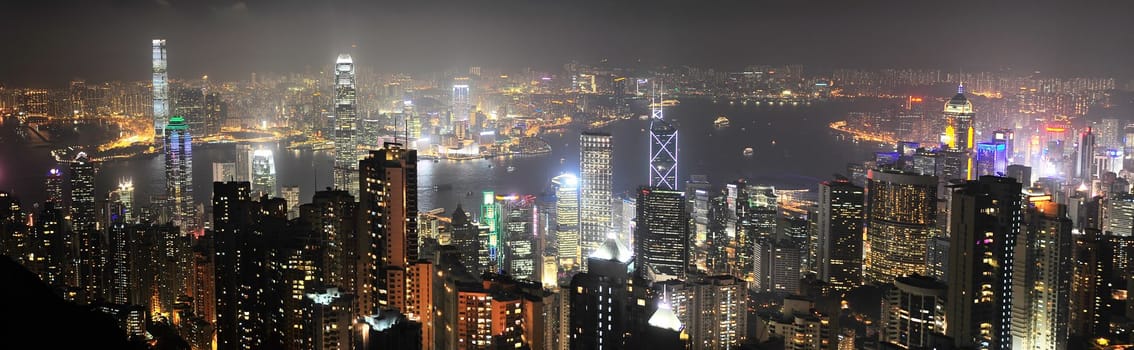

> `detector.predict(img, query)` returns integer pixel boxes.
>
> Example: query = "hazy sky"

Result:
[3,0,1133,86]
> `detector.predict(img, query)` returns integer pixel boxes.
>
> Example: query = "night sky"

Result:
[3,0,1134,87]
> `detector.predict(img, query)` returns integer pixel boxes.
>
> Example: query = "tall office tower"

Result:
[449,204,483,272]
[359,143,417,315]
[281,185,300,219]
[212,181,255,350]
[818,178,864,291]
[152,39,169,140]
[481,192,502,266]
[880,275,947,349]
[753,238,802,294]
[649,102,678,190]
[165,116,197,234]
[734,183,777,281]
[975,142,1008,177]
[992,129,1015,162]
[580,132,613,268]
[235,143,253,182]
[942,84,975,179]
[616,196,637,248]
[1077,128,1096,185]
[1011,199,1072,350]
[333,54,359,196]
[302,189,358,292]
[45,168,64,205]
[1094,119,1120,150]
[570,238,634,349]
[500,195,537,280]
[250,149,277,198]
[70,152,101,298]
[635,187,689,280]
[115,179,135,223]
[451,78,471,125]
[705,194,731,274]
[552,174,581,268]
[863,169,937,284]
[106,207,130,305]
[1105,193,1134,237]
[946,176,1022,350]
[663,275,749,350]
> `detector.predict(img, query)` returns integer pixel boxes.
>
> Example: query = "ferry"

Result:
[713,116,730,128]
[743,147,754,157]
[647,99,681,108]
[507,166,516,173]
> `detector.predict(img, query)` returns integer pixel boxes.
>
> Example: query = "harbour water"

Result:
[0,99,892,214]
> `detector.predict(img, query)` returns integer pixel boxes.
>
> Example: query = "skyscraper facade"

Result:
[1077,128,1096,185]
[251,149,277,198]
[635,187,689,280]
[70,152,100,299]
[165,115,197,234]
[942,84,975,180]
[333,54,359,196]
[1011,199,1072,350]
[881,275,947,349]
[580,132,613,268]
[946,176,1022,350]
[552,173,581,268]
[864,169,937,284]
[818,178,864,291]
[152,39,169,139]
[649,117,678,190]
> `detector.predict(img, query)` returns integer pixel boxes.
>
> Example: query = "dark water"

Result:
[0,99,889,214]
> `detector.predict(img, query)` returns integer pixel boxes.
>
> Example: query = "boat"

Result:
[743,147,754,157]
[713,116,730,128]
[507,166,516,173]
[639,115,650,120]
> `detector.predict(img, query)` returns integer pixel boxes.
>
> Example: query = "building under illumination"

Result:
[152,39,169,139]
[359,142,418,316]
[250,149,277,198]
[333,54,359,196]
[165,116,197,234]
[580,132,613,269]
[1010,199,1072,350]
[570,237,634,349]
[552,173,581,268]
[818,177,864,291]
[864,168,937,284]
[635,187,689,280]
[942,84,975,180]
[946,176,1022,350]
[663,275,749,349]
[881,275,947,349]
[649,108,678,190]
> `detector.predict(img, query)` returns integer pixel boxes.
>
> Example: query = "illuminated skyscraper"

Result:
[635,187,689,280]
[552,173,581,268]
[942,84,975,179]
[664,275,749,350]
[165,116,197,234]
[1010,199,1072,350]
[580,132,613,269]
[359,142,417,315]
[45,168,64,205]
[570,238,634,349]
[1077,128,1096,185]
[451,78,471,125]
[863,169,937,284]
[251,149,277,197]
[818,177,864,291]
[235,143,253,182]
[946,176,1022,350]
[649,93,678,190]
[481,191,501,266]
[70,152,101,299]
[975,141,1008,177]
[500,195,538,280]
[115,179,135,224]
[881,275,947,349]
[333,54,359,196]
[152,39,169,140]
[281,185,299,220]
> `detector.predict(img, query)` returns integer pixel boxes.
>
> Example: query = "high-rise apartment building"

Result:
[359,143,418,315]
[881,275,947,349]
